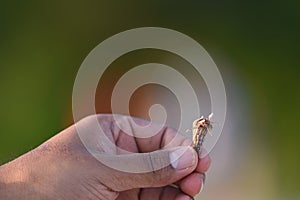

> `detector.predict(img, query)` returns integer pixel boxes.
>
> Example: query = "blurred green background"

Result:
[0,0,299,199]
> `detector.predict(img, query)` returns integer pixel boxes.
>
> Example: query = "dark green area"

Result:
[0,0,299,196]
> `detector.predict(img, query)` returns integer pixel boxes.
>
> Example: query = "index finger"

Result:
[104,114,193,153]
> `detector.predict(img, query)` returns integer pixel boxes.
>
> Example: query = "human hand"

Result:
[0,114,211,200]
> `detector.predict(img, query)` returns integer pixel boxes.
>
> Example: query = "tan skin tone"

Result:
[0,115,211,200]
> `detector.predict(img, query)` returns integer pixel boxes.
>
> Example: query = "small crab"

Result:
[192,113,213,154]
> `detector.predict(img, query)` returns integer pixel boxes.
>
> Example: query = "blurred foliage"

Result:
[0,0,299,197]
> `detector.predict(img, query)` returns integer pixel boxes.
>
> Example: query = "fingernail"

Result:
[199,173,205,193]
[202,173,206,185]
[180,195,193,200]
[200,181,204,193]
[170,146,196,170]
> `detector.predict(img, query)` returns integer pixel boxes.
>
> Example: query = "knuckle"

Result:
[152,166,173,186]
[147,151,173,186]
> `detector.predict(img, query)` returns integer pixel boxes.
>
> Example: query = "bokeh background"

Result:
[0,1,299,199]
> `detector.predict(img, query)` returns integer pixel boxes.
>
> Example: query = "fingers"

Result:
[174,150,210,197]
[176,172,205,197]
[195,150,211,173]
[95,114,193,153]
[98,146,197,191]
[139,186,193,200]
[77,115,210,194]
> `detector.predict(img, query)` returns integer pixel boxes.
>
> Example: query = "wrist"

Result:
[0,153,39,199]
[0,158,27,183]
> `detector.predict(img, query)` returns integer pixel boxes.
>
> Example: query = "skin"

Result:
[0,114,211,200]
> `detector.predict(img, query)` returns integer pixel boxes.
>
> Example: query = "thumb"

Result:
[98,146,198,190]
